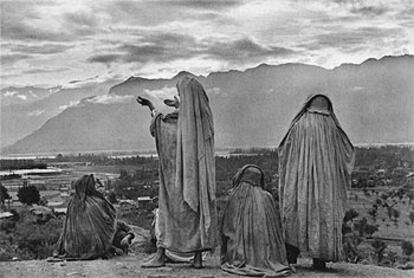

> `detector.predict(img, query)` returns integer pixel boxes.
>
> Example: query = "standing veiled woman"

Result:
[278,94,355,269]
[221,165,291,277]
[139,76,216,268]
[55,174,117,260]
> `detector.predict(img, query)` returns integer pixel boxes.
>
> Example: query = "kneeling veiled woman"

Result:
[220,165,291,277]
[55,174,117,260]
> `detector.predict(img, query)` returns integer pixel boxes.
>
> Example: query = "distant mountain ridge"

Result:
[0,79,121,147]
[2,55,413,155]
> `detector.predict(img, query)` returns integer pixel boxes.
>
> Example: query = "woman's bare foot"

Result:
[192,251,203,269]
[141,248,166,268]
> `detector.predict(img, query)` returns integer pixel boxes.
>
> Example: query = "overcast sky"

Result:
[1,0,413,88]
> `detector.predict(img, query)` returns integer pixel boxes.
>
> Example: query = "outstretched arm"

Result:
[136,96,155,112]
[137,96,158,118]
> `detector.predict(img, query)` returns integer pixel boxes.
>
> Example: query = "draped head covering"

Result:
[74,174,105,203]
[56,174,117,259]
[232,164,265,189]
[278,94,355,262]
[279,94,353,148]
[221,164,291,276]
[175,76,215,232]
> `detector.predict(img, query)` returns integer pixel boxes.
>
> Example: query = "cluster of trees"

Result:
[17,185,40,206]
[354,146,414,169]
[1,183,42,208]
[0,183,11,206]
[0,160,47,171]
[2,145,413,264]
[53,153,157,166]
[111,151,281,203]
[113,169,158,200]
[342,208,414,267]
[0,208,63,261]
[363,187,414,229]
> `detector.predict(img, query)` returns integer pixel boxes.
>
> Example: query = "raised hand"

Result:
[164,96,180,108]
[137,96,150,106]
[136,96,154,111]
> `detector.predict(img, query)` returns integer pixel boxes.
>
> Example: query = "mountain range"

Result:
[1,55,413,155]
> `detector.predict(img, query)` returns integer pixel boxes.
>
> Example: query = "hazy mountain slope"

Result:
[7,100,151,153]
[3,55,413,155]
[0,80,120,147]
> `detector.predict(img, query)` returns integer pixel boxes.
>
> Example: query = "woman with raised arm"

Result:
[278,94,355,270]
[137,76,216,268]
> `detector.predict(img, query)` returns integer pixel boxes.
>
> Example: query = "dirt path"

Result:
[1,253,413,278]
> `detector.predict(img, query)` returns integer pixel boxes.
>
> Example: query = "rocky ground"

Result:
[1,253,414,278]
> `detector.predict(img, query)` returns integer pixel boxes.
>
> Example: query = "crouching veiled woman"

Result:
[55,174,117,260]
[220,165,291,277]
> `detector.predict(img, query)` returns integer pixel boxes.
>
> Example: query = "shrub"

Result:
[107,191,118,204]
[364,223,379,236]
[0,208,63,261]
[401,240,414,256]
[17,185,40,205]
[0,183,11,205]
[344,208,359,222]
[343,231,363,263]
[371,239,387,264]
[409,211,414,225]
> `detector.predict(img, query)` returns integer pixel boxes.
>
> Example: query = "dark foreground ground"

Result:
[1,253,413,278]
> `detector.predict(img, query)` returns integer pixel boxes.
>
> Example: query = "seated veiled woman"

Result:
[55,175,117,260]
[220,165,291,277]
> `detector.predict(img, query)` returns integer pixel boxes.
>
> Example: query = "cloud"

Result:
[63,12,98,28]
[0,1,97,42]
[23,67,70,75]
[202,37,295,61]
[3,90,19,97]
[0,0,412,85]
[0,73,21,79]
[161,0,244,10]
[88,33,294,68]
[49,87,62,94]
[330,0,390,16]
[144,86,177,100]
[69,75,100,84]
[350,5,388,16]
[28,90,38,98]
[27,109,45,116]
[88,32,197,65]
[0,54,32,65]
[8,43,75,55]
[352,86,365,92]
[299,26,406,53]
[59,100,80,110]
[16,94,27,100]
[86,94,134,104]
[101,0,240,27]
[206,87,222,96]
[87,54,123,65]
[1,21,73,42]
